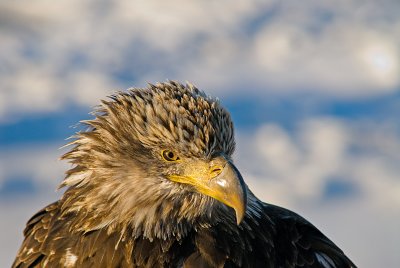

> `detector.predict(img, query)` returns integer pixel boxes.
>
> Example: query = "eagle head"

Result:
[60,81,247,239]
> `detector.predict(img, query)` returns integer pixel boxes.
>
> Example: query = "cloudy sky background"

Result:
[1,0,399,267]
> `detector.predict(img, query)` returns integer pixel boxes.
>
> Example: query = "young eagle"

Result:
[13,81,355,268]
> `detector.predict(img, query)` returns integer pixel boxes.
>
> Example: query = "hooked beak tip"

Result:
[235,210,245,225]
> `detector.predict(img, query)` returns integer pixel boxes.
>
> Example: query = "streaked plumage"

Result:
[13,81,356,268]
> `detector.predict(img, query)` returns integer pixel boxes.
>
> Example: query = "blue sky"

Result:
[1,1,400,267]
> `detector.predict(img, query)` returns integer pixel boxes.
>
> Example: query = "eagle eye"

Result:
[162,150,180,162]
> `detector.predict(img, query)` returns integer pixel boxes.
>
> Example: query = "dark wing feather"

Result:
[264,203,356,268]
[12,202,136,268]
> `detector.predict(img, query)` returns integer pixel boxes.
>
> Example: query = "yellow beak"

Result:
[168,158,247,224]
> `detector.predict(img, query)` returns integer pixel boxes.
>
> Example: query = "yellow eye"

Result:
[161,150,180,162]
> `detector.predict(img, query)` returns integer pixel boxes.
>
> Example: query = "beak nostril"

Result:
[210,166,223,177]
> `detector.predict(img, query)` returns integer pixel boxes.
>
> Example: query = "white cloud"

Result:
[0,143,68,190]
[359,38,399,87]
[236,118,400,208]
[252,23,399,93]
[1,0,399,120]
[237,119,351,202]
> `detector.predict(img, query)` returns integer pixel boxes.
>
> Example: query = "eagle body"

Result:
[13,82,355,268]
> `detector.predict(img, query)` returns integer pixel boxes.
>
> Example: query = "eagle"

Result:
[13,81,356,268]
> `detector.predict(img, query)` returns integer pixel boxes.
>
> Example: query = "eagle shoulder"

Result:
[13,202,58,267]
[12,202,134,268]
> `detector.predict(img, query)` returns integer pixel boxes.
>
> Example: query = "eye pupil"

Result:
[162,150,179,161]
